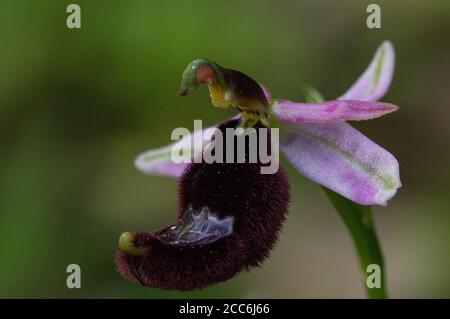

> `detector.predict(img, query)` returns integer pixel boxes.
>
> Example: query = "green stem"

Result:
[301,86,388,298]
[322,187,387,298]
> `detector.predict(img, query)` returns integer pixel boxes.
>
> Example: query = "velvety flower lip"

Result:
[116,119,290,290]
[133,41,400,206]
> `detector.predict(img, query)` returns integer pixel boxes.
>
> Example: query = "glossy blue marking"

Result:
[158,206,234,246]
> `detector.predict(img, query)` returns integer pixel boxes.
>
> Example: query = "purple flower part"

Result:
[272,99,398,124]
[116,119,290,290]
[136,158,189,178]
[280,122,400,206]
[339,41,395,101]
[134,127,216,177]
[133,41,400,206]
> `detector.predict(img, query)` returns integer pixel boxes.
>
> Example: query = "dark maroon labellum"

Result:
[115,119,290,290]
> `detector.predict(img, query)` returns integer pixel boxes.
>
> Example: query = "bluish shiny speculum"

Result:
[158,206,234,246]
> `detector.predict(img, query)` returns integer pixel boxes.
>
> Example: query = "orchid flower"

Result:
[135,41,400,206]
[116,41,400,295]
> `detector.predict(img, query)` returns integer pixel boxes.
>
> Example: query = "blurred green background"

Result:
[0,0,449,298]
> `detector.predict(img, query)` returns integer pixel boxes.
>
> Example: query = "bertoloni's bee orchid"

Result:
[116,41,401,291]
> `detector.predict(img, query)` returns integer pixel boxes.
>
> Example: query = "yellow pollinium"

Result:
[208,82,230,109]
[207,80,269,128]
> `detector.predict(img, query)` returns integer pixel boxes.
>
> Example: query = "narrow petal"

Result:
[339,41,395,101]
[134,127,215,177]
[280,122,401,206]
[272,99,398,124]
